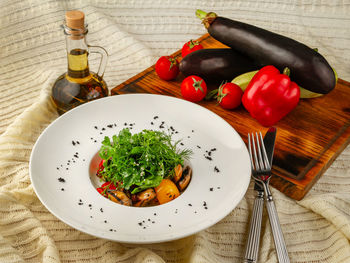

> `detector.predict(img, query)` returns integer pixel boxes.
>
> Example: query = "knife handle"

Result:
[244,191,264,263]
[265,196,290,263]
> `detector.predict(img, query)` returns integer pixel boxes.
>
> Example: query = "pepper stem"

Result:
[283,67,290,77]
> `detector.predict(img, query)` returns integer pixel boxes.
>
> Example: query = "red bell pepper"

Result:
[242,65,300,127]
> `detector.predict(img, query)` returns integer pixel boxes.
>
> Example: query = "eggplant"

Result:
[196,10,336,94]
[179,48,260,83]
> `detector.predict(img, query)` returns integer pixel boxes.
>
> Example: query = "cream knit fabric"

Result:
[0,0,350,262]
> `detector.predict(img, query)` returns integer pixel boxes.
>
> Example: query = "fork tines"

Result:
[248,132,271,173]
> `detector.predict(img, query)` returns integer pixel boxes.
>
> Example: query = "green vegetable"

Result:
[231,70,324,99]
[98,128,192,194]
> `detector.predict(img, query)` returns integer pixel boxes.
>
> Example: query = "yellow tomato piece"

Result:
[155,179,180,204]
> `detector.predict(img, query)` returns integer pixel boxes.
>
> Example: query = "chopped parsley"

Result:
[98,128,192,194]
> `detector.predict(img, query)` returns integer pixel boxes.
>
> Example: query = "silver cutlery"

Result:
[247,129,290,263]
[244,127,276,263]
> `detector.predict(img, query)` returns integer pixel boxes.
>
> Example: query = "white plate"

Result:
[29,94,251,243]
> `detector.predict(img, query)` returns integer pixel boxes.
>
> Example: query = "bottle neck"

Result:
[66,35,90,78]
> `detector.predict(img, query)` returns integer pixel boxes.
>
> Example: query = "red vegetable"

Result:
[101,181,116,190]
[181,75,207,102]
[242,65,300,127]
[181,40,203,57]
[155,56,179,80]
[217,82,243,109]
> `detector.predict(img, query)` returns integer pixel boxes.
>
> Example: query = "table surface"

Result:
[1,1,350,263]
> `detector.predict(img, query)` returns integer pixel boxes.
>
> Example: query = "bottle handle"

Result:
[88,45,108,78]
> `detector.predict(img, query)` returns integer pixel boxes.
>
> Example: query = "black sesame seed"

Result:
[88,204,92,207]
[143,226,146,229]
[209,187,213,191]
[107,125,113,128]
[102,128,106,131]
[188,203,192,206]
[154,213,157,216]
[94,126,98,129]
[180,143,184,146]
[58,177,65,183]
[168,224,172,227]
[154,116,159,119]
[56,167,59,170]
[100,132,103,135]
[197,145,201,149]
[124,123,127,126]
[61,188,64,191]
[78,202,83,205]
[104,220,107,223]
[90,216,93,218]
[152,221,155,224]
[100,208,104,213]
[110,229,113,232]
[211,148,217,151]
[66,168,69,170]
[205,156,212,161]
[72,141,76,146]
[76,141,80,144]
[138,222,142,226]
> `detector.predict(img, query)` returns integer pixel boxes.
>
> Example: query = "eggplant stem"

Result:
[196,9,217,28]
[196,9,208,20]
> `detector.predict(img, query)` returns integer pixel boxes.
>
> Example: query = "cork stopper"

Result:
[65,10,85,30]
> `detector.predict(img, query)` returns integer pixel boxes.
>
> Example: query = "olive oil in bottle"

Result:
[51,10,109,115]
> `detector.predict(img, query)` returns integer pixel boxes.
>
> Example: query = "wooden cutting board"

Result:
[111,33,350,200]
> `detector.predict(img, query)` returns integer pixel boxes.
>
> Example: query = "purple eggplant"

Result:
[179,48,260,83]
[196,10,336,94]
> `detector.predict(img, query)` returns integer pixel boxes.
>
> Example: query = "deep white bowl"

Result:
[29,94,250,243]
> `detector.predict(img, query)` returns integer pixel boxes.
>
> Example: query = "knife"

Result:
[244,127,277,263]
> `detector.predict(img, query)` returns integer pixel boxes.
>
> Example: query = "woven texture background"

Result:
[0,0,350,262]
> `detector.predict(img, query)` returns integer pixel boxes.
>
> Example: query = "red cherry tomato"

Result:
[155,56,179,80]
[101,181,116,190]
[181,40,203,57]
[181,75,207,102]
[217,82,243,109]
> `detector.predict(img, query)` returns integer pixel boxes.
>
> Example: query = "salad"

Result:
[95,128,192,207]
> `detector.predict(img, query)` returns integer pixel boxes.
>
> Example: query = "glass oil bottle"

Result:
[51,10,109,115]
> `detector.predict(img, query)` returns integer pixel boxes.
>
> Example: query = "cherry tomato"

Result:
[217,82,243,109]
[181,40,203,57]
[154,179,180,205]
[101,181,116,190]
[155,56,179,80]
[181,75,207,102]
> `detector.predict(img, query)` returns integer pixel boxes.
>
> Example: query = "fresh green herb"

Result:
[99,128,192,194]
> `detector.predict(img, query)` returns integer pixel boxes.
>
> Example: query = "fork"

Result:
[248,132,290,263]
